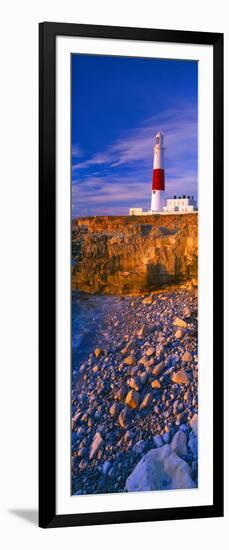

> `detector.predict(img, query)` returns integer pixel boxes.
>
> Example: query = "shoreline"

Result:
[72,280,198,297]
[72,286,198,495]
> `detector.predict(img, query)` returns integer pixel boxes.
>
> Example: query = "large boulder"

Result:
[125,444,195,492]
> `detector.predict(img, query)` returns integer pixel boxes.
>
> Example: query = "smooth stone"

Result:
[183,307,191,317]
[118,407,130,429]
[115,387,127,401]
[140,392,153,409]
[94,348,103,358]
[89,432,103,460]
[139,372,148,385]
[109,402,120,417]
[146,347,155,357]
[102,460,112,475]
[125,389,139,409]
[175,328,186,339]
[152,362,165,377]
[179,424,189,433]
[125,445,196,492]
[128,377,140,392]
[123,355,135,366]
[173,399,179,415]
[155,344,164,360]
[153,434,163,448]
[151,380,161,389]
[182,351,193,362]
[189,413,198,436]
[173,317,188,328]
[92,365,99,373]
[171,369,191,385]
[171,430,187,457]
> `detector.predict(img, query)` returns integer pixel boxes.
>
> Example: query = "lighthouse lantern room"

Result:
[151,132,165,212]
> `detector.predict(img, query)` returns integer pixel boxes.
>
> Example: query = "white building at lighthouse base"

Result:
[163,195,197,213]
[129,195,197,216]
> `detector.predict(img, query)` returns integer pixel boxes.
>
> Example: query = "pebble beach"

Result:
[72,285,198,495]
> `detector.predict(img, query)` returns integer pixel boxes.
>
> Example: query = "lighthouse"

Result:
[151,132,165,212]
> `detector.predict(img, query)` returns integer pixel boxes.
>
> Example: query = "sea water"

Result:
[72,292,121,378]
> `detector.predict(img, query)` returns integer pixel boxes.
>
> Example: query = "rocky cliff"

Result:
[72,214,198,294]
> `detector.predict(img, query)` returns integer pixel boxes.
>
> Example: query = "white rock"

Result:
[125,444,195,492]
[171,430,187,457]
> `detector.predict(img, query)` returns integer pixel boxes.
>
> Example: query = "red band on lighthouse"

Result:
[152,168,165,191]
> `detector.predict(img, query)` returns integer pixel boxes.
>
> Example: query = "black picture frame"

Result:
[39,22,224,528]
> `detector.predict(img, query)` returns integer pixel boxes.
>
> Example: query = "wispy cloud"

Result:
[73,152,111,169]
[72,105,197,170]
[72,105,197,217]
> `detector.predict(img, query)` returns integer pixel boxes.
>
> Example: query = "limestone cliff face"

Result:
[72,214,198,294]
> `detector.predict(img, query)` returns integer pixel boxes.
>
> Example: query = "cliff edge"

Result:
[72,214,198,294]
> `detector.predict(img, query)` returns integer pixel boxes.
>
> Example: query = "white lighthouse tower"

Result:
[151,132,165,212]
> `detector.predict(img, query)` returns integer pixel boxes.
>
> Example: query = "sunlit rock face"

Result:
[72,214,198,294]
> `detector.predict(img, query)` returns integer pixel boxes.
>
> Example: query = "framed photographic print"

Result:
[39,22,224,528]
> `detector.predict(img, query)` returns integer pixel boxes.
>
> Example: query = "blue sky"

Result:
[72,54,198,218]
